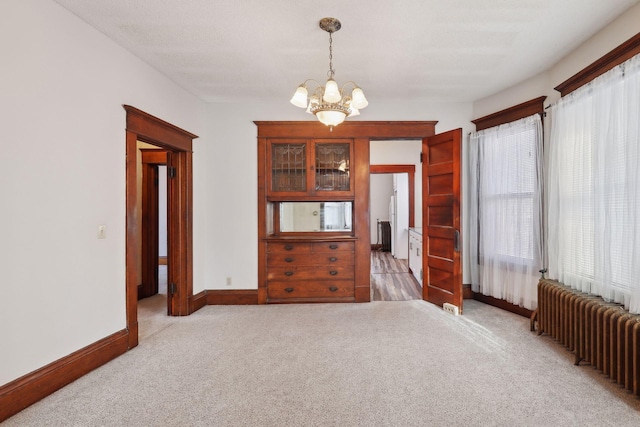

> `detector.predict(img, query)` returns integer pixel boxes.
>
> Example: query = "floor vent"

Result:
[443,303,459,316]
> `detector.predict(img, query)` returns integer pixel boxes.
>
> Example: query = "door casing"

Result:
[125,105,198,349]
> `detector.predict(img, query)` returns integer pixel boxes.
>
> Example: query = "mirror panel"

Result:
[280,202,352,232]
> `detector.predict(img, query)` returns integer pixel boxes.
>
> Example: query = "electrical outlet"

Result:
[225,277,232,286]
[443,303,459,316]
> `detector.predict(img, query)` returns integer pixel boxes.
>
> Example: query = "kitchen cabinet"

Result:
[408,228,423,286]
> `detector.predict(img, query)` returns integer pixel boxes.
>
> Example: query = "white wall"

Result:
[198,101,474,293]
[473,2,640,118]
[369,174,393,244]
[0,0,207,385]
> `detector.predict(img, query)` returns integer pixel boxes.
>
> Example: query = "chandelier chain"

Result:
[328,32,335,79]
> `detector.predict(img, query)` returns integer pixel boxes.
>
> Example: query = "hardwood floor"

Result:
[370,250,422,301]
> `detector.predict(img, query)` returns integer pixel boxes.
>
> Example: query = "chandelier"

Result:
[290,17,368,129]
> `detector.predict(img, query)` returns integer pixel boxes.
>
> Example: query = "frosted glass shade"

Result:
[351,87,368,109]
[348,106,360,117]
[316,109,347,127]
[290,86,308,108]
[323,79,342,103]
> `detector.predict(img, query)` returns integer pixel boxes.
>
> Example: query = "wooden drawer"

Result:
[267,265,354,281]
[267,241,354,254]
[267,242,312,253]
[267,252,354,267]
[312,241,354,252]
[268,281,354,299]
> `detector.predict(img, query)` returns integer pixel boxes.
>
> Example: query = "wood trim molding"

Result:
[254,121,437,139]
[124,105,197,151]
[0,330,129,422]
[354,137,371,303]
[206,290,259,305]
[555,32,640,97]
[370,164,416,228]
[190,290,208,312]
[472,292,533,318]
[462,283,473,300]
[472,96,546,131]
[140,149,168,164]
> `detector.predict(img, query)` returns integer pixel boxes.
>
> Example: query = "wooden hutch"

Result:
[256,121,437,304]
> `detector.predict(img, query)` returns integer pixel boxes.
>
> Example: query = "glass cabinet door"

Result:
[270,142,307,193]
[315,142,350,192]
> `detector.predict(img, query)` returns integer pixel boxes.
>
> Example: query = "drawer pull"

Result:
[284,245,294,251]
[284,271,294,276]
[329,244,338,249]
[285,257,295,263]
[329,257,337,262]
[329,270,338,276]
[285,287,294,293]
[329,286,338,292]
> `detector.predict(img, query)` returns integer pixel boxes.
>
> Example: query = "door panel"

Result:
[422,129,462,312]
[166,151,176,316]
[139,163,159,299]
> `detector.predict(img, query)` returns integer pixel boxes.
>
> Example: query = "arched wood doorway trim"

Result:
[124,105,198,349]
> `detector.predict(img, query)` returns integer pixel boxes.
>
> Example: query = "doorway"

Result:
[370,163,419,301]
[139,147,168,302]
[124,105,198,349]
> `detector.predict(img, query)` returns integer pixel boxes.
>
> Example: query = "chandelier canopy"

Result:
[290,17,368,130]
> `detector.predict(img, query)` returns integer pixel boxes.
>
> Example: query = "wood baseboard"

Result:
[190,290,207,312]
[472,292,533,318]
[206,290,259,305]
[0,329,129,423]
[463,283,473,299]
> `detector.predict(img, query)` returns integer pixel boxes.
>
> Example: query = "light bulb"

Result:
[351,87,368,109]
[323,79,342,103]
[290,85,308,108]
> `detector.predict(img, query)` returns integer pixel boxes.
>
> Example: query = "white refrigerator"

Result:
[389,174,409,260]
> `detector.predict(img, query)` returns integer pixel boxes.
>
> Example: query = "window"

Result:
[548,53,640,313]
[469,114,543,310]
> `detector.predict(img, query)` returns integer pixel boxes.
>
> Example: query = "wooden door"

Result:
[422,129,462,312]
[139,163,159,299]
[166,151,177,316]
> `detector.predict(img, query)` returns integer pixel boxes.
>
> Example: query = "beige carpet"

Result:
[5,299,640,426]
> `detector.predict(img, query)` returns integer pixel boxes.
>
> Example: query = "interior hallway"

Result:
[371,250,422,301]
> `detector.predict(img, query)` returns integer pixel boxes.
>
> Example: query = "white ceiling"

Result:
[54,0,639,105]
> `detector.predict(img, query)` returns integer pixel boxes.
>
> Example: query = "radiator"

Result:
[380,220,391,252]
[536,279,640,396]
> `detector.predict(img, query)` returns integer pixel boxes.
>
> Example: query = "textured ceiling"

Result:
[54,0,639,104]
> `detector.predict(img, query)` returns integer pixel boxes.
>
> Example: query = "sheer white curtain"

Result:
[548,54,640,314]
[469,114,543,310]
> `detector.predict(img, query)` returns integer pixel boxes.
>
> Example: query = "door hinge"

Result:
[169,283,177,295]
[420,152,424,163]
[168,166,176,179]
